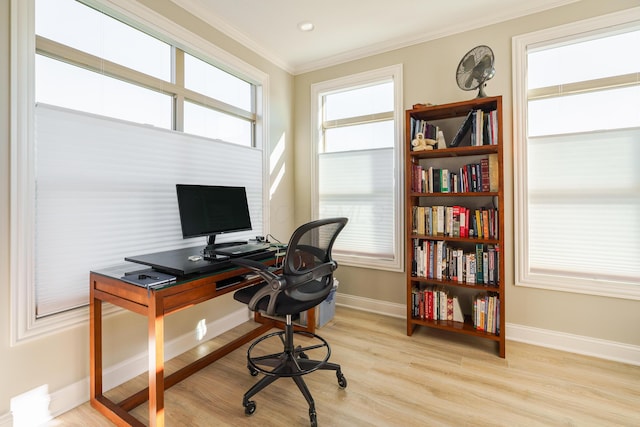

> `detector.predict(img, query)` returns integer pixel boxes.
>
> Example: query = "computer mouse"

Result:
[188,255,202,262]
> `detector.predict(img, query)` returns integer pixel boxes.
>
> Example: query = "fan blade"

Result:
[470,54,493,84]
[462,55,476,72]
[465,73,476,89]
[478,54,493,69]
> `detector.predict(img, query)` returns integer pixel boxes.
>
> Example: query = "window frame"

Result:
[35,1,257,143]
[310,65,404,272]
[512,7,640,300]
[10,0,270,344]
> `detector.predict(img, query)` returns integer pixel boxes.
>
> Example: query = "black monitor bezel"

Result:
[175,184,253,245]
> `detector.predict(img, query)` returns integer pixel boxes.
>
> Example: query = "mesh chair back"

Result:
[282,217,348,302]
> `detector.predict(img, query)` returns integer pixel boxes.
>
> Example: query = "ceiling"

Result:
[170,0,578,74]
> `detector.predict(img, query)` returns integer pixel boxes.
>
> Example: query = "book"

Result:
[482,209,490,239]
[475,243,484,284]
[466,254,476,284]
[452,296,464,322]
[449,110,473,147]
[452,205,460,237]
[474,109,484,146]
[433,168,441,192]
[488,153,499,192]
[480,158,490,192]
[435,241,444,280]
[488,245,496,285]
[489,109,498,145]
[440,169,449,193]
[447,295,454,321]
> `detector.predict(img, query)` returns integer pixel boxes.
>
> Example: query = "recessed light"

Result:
[298,21,314,32]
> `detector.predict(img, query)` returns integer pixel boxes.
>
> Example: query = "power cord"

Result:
[265,234,282,244]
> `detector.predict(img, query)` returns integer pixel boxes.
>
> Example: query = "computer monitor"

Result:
[176,184,252,251]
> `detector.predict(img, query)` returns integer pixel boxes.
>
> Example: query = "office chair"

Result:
[232,217,348,427]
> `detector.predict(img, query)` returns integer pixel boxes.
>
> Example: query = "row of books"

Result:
[410,118,440,144]
[411,240,500,285]
[410,286,464,323]
[409,108,498,148]
[410,286,501,335]
[473,292,500,335]
[411,154,498,194]
[450,108,499,147]
[412,205,499,240]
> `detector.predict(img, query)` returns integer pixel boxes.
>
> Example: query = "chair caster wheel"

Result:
[309,409,317,427]
[337,371,347,389]
[244,400,256,416]
[298,351,309,359]
[248,365,259,376]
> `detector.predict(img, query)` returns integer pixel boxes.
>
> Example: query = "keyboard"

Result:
[214,242,271,257]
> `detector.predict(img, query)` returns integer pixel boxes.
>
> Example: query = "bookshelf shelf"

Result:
[411,275,501,291]
[405,96,505,357]
[411,317,502,341]
[411,191,499,197]
[410,234,500,244]
[410,145,499,159]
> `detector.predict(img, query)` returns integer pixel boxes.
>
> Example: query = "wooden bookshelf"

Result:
[405,96,505,358]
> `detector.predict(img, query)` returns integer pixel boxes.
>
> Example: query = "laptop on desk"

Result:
[214,242,272,258]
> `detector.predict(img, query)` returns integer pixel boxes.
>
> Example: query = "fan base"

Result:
[477,84,488,98]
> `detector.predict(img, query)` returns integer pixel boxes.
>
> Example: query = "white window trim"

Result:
[310,64,404,272]
[10,0,270,344]
[512,6,640,300]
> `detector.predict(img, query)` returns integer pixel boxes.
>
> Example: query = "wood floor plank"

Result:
[49,307,640,426]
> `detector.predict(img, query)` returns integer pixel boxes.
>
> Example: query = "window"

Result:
[11,0,268,342]
[34,0,256,144]
[311,65,404,271]
[512,8,640,300]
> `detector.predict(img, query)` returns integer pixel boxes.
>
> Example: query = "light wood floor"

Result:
[49,307,640,426]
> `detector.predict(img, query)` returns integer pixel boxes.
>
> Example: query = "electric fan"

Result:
[456,45,495,98]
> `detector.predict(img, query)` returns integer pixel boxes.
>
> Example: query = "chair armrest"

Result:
[231,257,286,295]
[231,258,279,282]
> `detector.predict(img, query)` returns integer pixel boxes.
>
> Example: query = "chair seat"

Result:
[234,279,328,315]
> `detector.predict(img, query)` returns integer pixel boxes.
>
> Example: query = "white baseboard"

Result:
[506,323,640,366]
[335,292,405,319]
[337,293,640,366]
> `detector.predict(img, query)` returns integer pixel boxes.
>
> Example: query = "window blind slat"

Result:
[318,148,395,258]
[527,127,640,285]
[35,104,263,316]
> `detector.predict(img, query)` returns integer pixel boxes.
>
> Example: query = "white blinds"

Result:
[35,104,263,317]
[318,147,395,259]
[527,127,640,285]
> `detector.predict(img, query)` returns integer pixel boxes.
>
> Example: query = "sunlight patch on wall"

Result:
[270,132,286,200]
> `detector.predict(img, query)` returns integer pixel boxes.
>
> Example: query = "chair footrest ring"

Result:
[247,330,331,377]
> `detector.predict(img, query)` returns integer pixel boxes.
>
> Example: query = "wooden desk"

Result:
[89,262,316,426]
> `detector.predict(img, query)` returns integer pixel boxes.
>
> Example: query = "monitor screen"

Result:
[176,184,252,243]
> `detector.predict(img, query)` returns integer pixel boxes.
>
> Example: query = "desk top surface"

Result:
[92,251,275,291]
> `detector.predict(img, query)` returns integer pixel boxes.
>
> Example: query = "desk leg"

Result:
[149,295,165,427]
[89,282,102,403]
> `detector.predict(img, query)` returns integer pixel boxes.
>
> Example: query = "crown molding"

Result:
[170,0,580,75]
